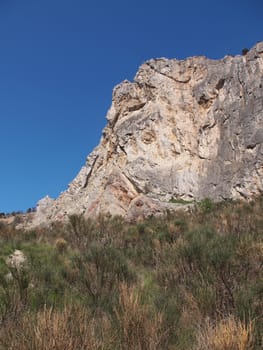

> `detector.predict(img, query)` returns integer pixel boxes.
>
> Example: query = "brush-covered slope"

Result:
[33,42,263,225]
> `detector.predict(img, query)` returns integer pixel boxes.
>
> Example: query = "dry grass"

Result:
[0,305,113,350]
[0,284,170,350]
[114,283,168,350]
[195,315,254,350]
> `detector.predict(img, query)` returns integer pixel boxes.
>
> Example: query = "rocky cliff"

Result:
[33,42,263,226]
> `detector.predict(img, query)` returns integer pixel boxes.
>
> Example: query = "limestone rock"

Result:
[6,250,27,270]
[32,42,263,226]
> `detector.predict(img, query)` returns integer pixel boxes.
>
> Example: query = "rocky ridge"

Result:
[33,42,263,226]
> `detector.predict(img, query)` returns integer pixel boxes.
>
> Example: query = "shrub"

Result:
[55,238,68,254]
[199,198,214,213]
[72,244,134,311]
[242,48,249,56]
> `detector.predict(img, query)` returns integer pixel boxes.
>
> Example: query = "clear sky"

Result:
[0,0,262,213]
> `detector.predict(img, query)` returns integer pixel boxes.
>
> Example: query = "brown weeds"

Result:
[195,316,254,350]
[114,283,168,350]
[0,304,113,350]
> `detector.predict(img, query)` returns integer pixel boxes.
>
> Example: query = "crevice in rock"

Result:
[215,78,225,90]
[198,155,207,160]
[118,144,127,155]
[234,185,248,199]
[201,120,217,130]
[122,172,142,194]
[198,94,213,108]
[222,114,231,124]
[128,101,146,112]
[109,111,121,129]
[146,62,191,84]
[246,143,257,150]
[83,155,98,188]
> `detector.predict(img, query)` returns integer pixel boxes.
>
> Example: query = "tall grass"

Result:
[113,283,168,349]
[0,196,262,349]
[0,305,113,350]
[195,316,254,350]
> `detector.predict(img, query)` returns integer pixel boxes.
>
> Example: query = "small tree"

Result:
[242,48,249,56]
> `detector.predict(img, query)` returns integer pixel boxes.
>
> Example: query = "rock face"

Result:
[32,42,263,226]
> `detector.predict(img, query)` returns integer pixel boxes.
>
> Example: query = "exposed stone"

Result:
[32,42,263,226]
[6,250,27,270]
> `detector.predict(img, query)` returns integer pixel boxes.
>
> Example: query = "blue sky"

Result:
[0,0,262,213]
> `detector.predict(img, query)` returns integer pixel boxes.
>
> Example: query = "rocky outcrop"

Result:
[32,42,263,226]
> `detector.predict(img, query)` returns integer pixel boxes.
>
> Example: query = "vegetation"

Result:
[0,197,262,349]
[242,48,250,56]
[169,197,195,205]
